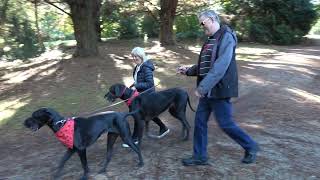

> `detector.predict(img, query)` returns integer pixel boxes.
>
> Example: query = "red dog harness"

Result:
[126,90,139,106]
[55,118,75,149]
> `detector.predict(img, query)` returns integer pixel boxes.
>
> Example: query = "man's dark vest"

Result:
[197,25,238,98]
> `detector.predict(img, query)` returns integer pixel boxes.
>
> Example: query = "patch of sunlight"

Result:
[152,50,185,64]
[154,77,164,89]
[121,76,164,89]
[146,41,166,54]
[109,54,132,70]
[157,67,166,73]
[1,49,66,73]
[0,97,30,123]
[63,54,73,59]
[236,47,278,62]
[156,67,175,75]
[286,88,320,104]
[241,123,264,129]
[239,50,320,67]
[156,67,177,76]
[237,47,278,56]
[39,49,65,60]
[247,62,316,76]
[237,54,263,61]
[274,52,320,64]
[122,76,134,87]
[155,56,180,64]
[145,40,191,62]
[37,66,59,78]
[241,74,269,85]
[186,46,201,54]
[0,59,23,69]
[242,65,256,70]
[2,61,60,84]
[289,66,317,76]
[248,63,287,70]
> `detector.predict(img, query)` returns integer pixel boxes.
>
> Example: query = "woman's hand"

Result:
[176,66,188,75]
[194,89,204,98]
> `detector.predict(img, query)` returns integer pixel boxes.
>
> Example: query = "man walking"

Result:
[177,10,259,166]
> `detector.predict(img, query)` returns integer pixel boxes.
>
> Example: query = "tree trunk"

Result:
[67,0,99,57]
[34,0,45,51]
[159,0,178,46]
[95,0,102,42]
[0,0,9,25]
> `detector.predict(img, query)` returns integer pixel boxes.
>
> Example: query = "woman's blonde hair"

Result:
[131,47,148,62]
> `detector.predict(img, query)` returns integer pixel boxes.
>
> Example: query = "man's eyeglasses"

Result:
[200,18,211,26]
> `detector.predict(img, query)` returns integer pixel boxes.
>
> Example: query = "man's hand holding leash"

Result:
[176,66,204,98]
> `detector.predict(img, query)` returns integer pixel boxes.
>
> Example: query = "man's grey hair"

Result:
[198,10,220,24]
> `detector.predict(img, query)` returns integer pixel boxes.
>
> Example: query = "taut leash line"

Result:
[79,83,160,117]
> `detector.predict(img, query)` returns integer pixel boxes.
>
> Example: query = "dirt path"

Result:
[0,40,319,179]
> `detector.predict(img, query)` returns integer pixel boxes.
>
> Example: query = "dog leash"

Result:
[79,83,160,117]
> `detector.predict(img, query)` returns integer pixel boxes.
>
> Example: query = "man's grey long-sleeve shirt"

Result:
[197,31,237,96]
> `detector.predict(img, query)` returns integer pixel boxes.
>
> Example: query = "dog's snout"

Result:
[24,117,41,132]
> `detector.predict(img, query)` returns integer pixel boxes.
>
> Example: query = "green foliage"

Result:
[310,18,320,34]
[40,11,74,41]
[141,15,159,38]
[310,4,320,35]
[101,21,121,38]
[1,0,43,60]
[118,16,140,39]
[175,14,203,39]
[100,0,121,38]
[221,0,318,45]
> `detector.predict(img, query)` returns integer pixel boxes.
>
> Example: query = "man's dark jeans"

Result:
[193,97,257,160]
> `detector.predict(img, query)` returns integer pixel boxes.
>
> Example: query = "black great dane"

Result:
[24,107,143,180]
[104,83,195,146]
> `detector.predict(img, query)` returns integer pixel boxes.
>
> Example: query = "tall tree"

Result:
[43,0,101,57]
[33,0,45,51]
[95,0,102,42]
[159,0,178,45]
[65,0,100,56]
[0,0,9,25]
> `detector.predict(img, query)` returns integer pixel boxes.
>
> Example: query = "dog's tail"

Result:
[124,108,140,119]
[187,95,196,112]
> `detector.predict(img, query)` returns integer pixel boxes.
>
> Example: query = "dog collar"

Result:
[125,90,139,106]
[55,118,75,149]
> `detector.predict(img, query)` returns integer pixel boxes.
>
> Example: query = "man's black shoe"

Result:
[242,146,259,164]
[182,156,209,166]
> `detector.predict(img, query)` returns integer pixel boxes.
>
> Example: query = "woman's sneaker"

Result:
[158,128,170,138]
[122,141,139,148]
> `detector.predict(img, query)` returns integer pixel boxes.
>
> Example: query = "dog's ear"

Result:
[109,84,118,97]
[32,107,62,122]
[32,107,49,118]
[44,108,63,122]
[113,83,126,97]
